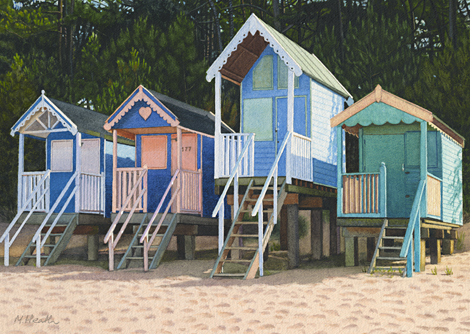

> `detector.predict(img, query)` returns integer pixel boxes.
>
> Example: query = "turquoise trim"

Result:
[342,103,420,127]
[420,121,427,216]
[336,127,342,216]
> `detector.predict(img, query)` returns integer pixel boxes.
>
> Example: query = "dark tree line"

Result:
[1,0,470,214]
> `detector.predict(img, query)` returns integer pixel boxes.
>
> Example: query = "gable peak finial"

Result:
[375,85,382,102]
[41,90,45,96]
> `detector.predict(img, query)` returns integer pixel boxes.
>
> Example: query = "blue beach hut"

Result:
[1,91,134,267]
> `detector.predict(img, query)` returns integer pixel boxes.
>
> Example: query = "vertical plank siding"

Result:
[180,170,202,214]
[80,172,104,212]
[342,173,379,214]
[426,174,441,217]
[291,133,312,181]
[441,135,463,225]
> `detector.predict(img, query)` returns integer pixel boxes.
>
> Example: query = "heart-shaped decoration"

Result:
[139,107,152,121]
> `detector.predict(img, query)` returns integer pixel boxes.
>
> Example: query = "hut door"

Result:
[80,138,102,212]
[171,133,201,213]
[363,134,406,218]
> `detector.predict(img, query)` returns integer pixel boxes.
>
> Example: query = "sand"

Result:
[0,248,469,334]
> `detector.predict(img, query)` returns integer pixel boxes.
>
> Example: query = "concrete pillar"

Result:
[311,210,322,260]
[287,204,299,269]
[345,237,355,267]
[87,234,99,261]
[357,237,367,266]
[177,235,196,260]
[430,238,441,264]
[322,210,330,258]
[280,206,288,250]
[442,239,454,255]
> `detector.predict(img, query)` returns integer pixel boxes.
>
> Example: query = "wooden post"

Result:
[344,236,355,267]
[177,127,182,213]
[287,204,299,269]
[109,234,114,271]
[112,130,117,212]
[420,239,426,271]
[329,199,338,255]
[336,127,343,216]
[311,209,322,260]
[258,203,264,276]
[4,233,9,266]
[214,72,222,179]
[286,69,294,184]
[322,210,330,258]
[75,132,81,212]
[442,239,454,255]
[280,206,288,250]
[430,238,441,264]
[18,133,24,213]
[87,234,99,261]
[177,235,196,260]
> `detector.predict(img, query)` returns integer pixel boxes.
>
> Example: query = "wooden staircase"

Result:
[211,179,287,279]
[16,213,78,266]
[117,213,178,270]
[368,219,407,276]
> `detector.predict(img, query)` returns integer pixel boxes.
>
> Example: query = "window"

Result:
[277,56,299,89]
[253,55,273,90]
[243,98,273,141]
[81,139,100,174]
[141,135,167,169]
[51,140,73,172]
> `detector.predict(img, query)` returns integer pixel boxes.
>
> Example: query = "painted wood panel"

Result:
[141,135,167,169]
[171,133,198,173]
[427,174,441,217]
[441,134,463,225]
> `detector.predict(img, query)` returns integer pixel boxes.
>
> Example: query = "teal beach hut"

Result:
[331,85,464,277]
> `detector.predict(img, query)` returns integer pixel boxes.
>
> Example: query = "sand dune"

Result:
[0,248,469,334]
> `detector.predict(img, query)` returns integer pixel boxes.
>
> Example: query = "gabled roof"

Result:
[330,85,465,147]
[104,85,234,137]
[11,92,133,145]
[206,13,352,99]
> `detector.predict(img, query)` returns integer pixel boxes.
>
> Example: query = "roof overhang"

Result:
[331,85,465,147]
[10,91,77,138]
[206,13,302,84]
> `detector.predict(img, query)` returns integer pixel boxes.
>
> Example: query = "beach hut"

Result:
[206,14,353,279]
[103,85,233,271]
[331,85,464,277]
[1,91,134,267]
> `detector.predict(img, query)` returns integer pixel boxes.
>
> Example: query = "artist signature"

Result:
[14,314,59,325]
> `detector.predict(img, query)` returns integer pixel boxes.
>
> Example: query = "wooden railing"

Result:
[180,169,202,214]
[427,173,441,217]
[80,172,104,213]
[340,163,387,217]
[115,167,147,212]
[219,133,254,178]
[291,133,312,182]
[21,171,49,212]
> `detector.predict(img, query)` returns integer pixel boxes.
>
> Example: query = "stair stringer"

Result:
[149,213,179,269]
[245,181,288,280]
[44,214,78,265]
[117,213,148,270]
[210,180,255,278]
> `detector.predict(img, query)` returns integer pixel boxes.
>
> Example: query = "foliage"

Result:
[431,266,438,275]
[445,266,453,275]
[456,232,465,251]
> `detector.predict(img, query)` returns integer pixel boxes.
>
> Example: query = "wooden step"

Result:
[41,233,63,237]
[223,259,252,263]
[379,246,402,250]
[240,209,273,213]
[131,245,160,249]
[245,198,274,202]
[230,234,259,238]
[251,186,273,190]
[373,267,405,271]
[226,246,258,251]
[125,256,154,260]
[376,256,406,261]
[386,226,407,229]
[383,236,404,240]
[235,221,268,225]
[213,273,245,278]
[24,255,48,259]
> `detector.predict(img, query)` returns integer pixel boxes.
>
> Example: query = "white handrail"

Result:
[140,170,180,244]
[31,170,79,243]
[212,133,255,217]
[251,131,292,216]
[0,170,51,243]
[104,168,148,243]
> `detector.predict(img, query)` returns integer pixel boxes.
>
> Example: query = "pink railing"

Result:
[342,173,380,214]
[115,167,147,212]
[180,170,202,214]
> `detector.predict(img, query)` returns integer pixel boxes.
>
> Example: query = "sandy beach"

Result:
[0,243,469,334]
